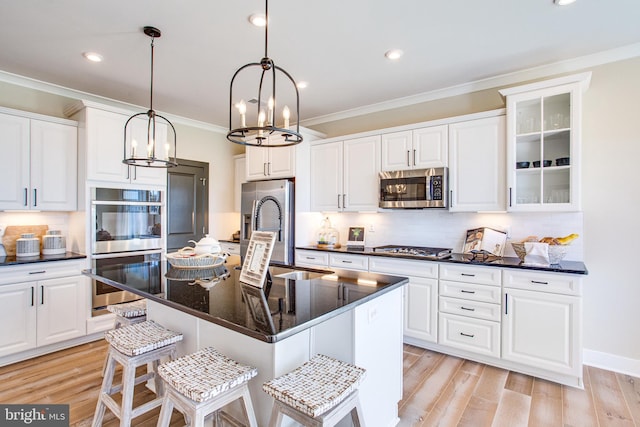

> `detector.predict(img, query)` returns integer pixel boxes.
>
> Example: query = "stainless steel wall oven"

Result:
[90,188,164,315]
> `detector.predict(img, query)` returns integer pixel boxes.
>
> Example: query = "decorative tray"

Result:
[166,247,227,269]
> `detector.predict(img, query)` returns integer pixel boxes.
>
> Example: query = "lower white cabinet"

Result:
[295,249,330,268]
[0,262,89,358]
[438,264,502,357]
[502,270,582,378]
[369,257,438,344]
[329,252,369,271]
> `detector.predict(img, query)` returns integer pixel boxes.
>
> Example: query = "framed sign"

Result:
[239,231,277,288]
[346,226,366,249]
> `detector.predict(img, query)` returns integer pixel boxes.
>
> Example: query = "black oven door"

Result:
[92,252,162,315]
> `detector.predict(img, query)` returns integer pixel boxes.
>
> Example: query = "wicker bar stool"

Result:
[262,354,367,427]
[101,299,148,377]
[92,320,183,427]
[107,299,148,328]
[156,347,259,427]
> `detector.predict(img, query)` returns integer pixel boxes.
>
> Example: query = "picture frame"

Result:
[346,226,366,249]
[239,231,277,288]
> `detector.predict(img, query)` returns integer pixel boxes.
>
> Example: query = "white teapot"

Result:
[188,234,222,255]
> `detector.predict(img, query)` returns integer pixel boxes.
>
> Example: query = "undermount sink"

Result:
[271,268,327,281]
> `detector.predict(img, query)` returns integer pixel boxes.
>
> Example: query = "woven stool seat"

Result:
[263,354,366,426]
[105,320,183,356]
[92,321,182,427]
[107,299,147,318]
[158,347,258,402]
[156,347,258,427]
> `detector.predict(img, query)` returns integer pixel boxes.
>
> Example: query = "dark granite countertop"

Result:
[83,262,408,343]
[297,246,588,275]
[0,252,87,267]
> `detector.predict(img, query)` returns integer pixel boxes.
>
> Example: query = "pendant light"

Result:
[227,0,303,147]
[123,26,178,168]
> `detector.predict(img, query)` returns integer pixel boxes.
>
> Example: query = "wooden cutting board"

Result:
[2,225,49,256]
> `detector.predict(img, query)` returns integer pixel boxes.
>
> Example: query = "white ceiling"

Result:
[1,0,639,128]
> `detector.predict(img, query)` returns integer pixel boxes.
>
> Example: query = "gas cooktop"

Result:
[372,245,452,260]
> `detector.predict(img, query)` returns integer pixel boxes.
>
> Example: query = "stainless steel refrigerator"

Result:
[240,179,294,265]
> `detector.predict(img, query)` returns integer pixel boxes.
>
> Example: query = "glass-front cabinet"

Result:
[500,73,590,212]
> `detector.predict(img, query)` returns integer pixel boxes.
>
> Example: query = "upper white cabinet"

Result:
[81,107,167,186]
[500,73,590,212]
[448,115,506,212]
[310,136,380,212]
[381,125,448,171]
[234,155,246,211]
[245,145,296,181]
[0,110,77,211]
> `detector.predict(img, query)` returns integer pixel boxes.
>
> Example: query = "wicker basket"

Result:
[511,242,569,264]
[166,247,227,269]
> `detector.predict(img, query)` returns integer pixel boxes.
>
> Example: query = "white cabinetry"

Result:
[369,257,438,343]
[438,264,501,357]
[77,106,167,186]
[329,252,369,272]
[295,249,330,268]
[234,155,246,211]
[502,269,582,379]
[310,136,380,212]
[448,115,506,212]
[0,261,88,358]
[0,110,77,211]
[380,125,448,171]
[245,145,296,181]
[500,72,590,212]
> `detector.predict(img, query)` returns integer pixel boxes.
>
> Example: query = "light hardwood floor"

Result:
[0,340,638,426]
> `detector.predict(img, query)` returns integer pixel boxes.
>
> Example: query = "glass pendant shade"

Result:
[227,0,303,147]
[123,26,178,168]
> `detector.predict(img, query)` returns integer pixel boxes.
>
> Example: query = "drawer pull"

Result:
[531,280,549,285]
[29,270,47,275]
[342,260,353,264]
[305,256,315,260]
[461,273,475,277]
[460,290,475,294]
[460,332,475,338]
[460,306,475,311]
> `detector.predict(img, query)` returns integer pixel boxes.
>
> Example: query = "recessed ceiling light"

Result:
[385,49,404,60]
[83,52,103,63]
[554,0,576,5]
[248,13,267,27]
[296,81,308,89]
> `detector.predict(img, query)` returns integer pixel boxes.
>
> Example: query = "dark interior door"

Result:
[167,159,209,251]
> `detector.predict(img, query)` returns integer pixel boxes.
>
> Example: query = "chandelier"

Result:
[227,0,303,147]
[123,26,178,168]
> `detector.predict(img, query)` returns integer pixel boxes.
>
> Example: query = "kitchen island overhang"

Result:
[82,262,408,343]
[83,262,408,426]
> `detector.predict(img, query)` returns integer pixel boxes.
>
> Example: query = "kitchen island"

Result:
[84,262,408,426]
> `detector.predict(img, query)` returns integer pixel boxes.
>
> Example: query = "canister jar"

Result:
[42,230,66,255]
[16,233,41,257]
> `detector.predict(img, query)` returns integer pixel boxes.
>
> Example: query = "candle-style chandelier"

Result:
[123,26,178,168]
[227,0,303,147]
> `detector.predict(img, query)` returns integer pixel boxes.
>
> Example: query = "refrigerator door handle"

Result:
[251,199,258,233]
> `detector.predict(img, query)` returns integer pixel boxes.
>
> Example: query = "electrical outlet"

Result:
[501,225,511,238]
[368,223,375,233]
[0,224,6,237]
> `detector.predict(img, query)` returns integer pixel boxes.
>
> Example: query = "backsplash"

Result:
[0,212,75,252]
[296,210,584,261]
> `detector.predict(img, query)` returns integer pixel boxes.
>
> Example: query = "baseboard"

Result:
[583,349,640,378]
[0,332,104,368]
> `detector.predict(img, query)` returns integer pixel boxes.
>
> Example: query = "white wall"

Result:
[301,57,640,374]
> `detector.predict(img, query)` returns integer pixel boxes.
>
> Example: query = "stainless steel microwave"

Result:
[379,168,448,209]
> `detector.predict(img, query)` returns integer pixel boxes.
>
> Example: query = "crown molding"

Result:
[0,69,227,134]
[300,42,640,126]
